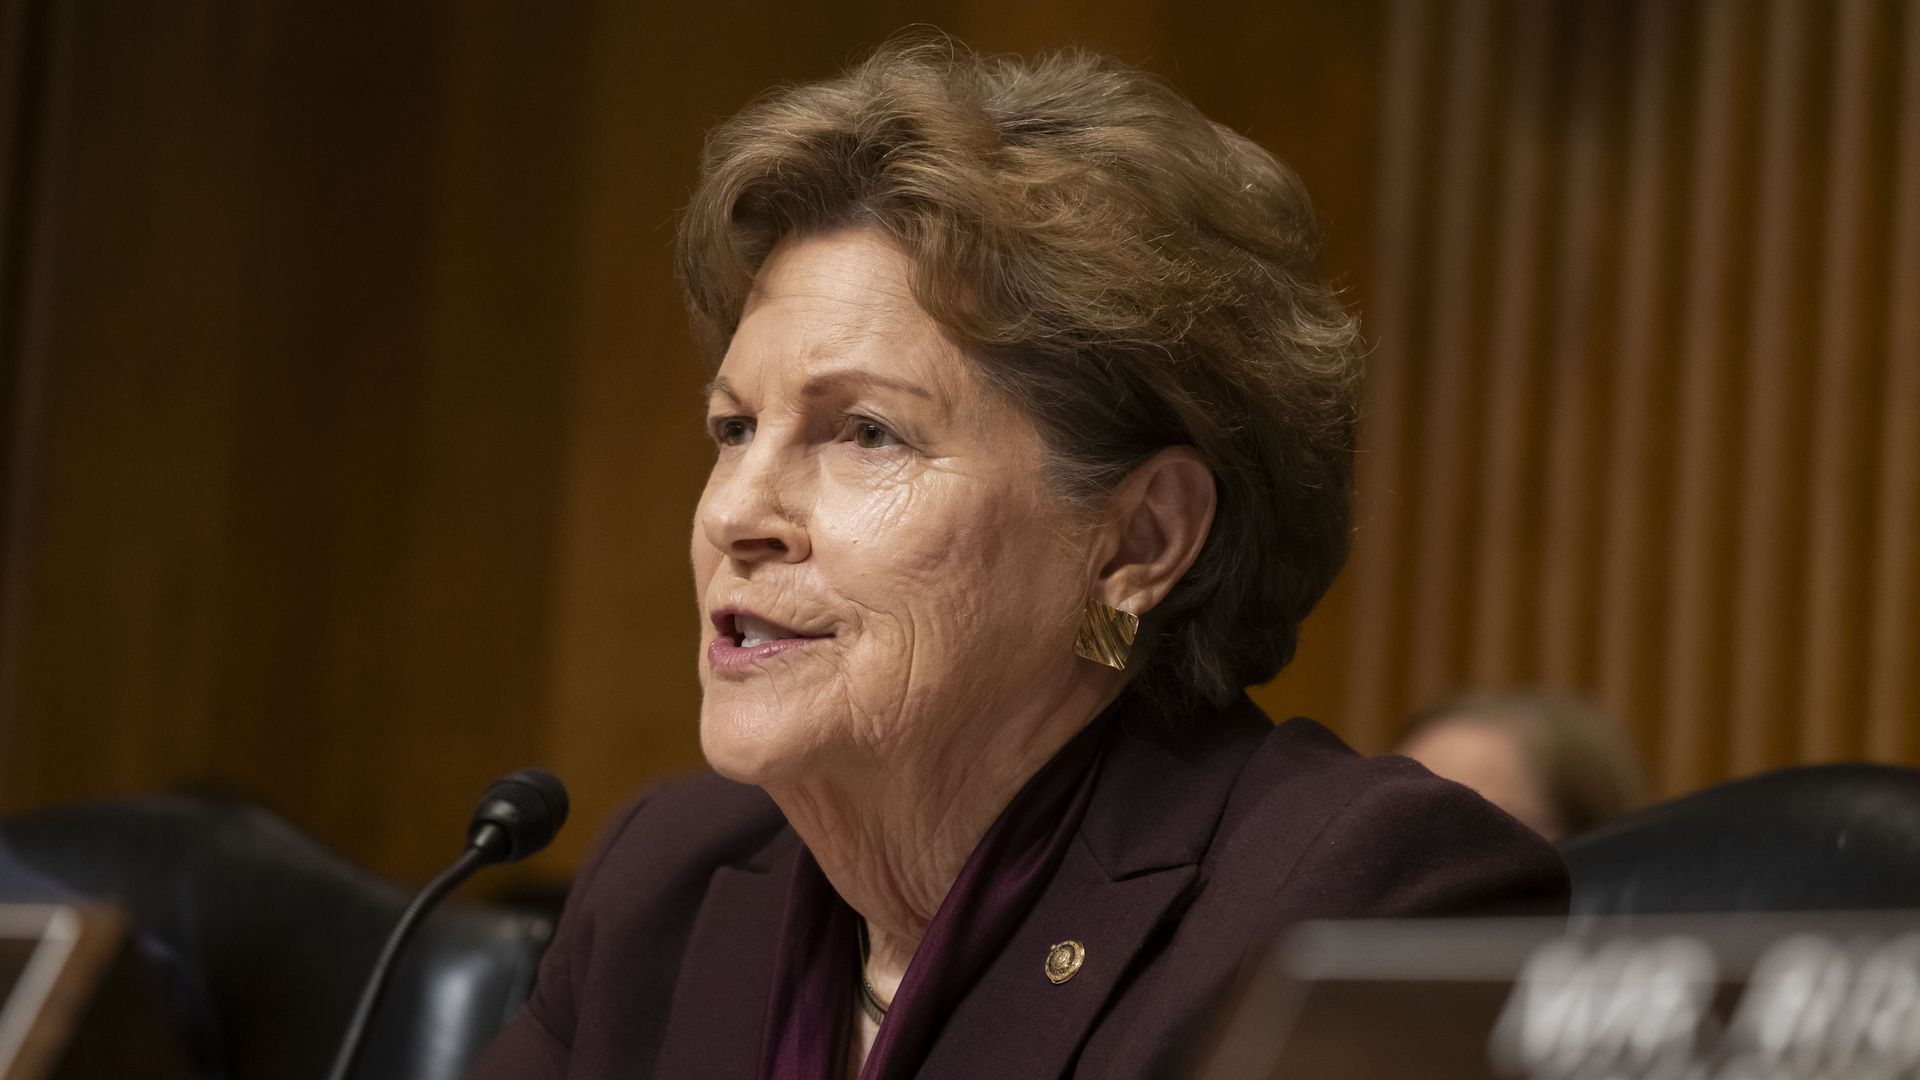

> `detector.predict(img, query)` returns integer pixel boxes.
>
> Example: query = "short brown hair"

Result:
[677,36,1362,707]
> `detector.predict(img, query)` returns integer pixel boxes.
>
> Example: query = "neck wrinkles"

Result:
[764,678,1120,986]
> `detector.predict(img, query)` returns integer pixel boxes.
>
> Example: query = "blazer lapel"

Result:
[916,839,1198,1080]
[652,836,797,1078]
[916,702,1272,1080]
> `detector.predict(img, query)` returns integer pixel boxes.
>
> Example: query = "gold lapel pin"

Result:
[1045,940,1085,984]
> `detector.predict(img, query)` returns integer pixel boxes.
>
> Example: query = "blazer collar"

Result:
[652,825,798,1078]
[914,695,1273,1079]
[1078,694,1274,879]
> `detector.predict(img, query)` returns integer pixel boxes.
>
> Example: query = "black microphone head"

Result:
[468,768,569,864]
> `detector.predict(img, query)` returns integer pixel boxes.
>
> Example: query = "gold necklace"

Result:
[856,918,890,1023]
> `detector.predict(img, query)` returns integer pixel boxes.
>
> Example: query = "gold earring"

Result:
[1073,598,1139,671]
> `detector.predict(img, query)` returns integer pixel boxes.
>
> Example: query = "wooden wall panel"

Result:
[1801,0,1886,763]
[1467,0,1550,690]
[1661,0,1749,793]
[1596,0,1683,764]
[0,0,575,880]
[1348,0,1920,798]
[1409,0,1498,707]
[1869,2,1920,764]
[1729,0,1813,778]
[1348,0,1433,754]
[1536,0,1621,693]
[0,0,45,742]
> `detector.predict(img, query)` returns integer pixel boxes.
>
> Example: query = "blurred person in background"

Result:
[1397,690,1649,844]
[472,37,1566,1080]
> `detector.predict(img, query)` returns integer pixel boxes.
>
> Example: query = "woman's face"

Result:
[692,228,1096,787]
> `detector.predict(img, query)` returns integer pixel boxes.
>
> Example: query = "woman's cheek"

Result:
[814,477,944,587]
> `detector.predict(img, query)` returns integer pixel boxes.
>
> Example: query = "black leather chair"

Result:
[1563,762,1920,916]
[0,794,553,1080]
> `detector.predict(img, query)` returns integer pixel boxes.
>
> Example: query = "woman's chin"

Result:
[699,702,814,787]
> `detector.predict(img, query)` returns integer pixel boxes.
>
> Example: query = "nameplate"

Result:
[1190,912,1920,1080]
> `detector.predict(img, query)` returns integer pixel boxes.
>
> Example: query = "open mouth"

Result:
[706,607,825,645]
[706,611,825,668]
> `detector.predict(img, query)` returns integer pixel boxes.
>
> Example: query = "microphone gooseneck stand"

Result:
[324,770,568,1080]
[323,839,493,1080]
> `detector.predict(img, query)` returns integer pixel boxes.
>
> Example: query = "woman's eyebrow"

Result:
[705,367,949,428]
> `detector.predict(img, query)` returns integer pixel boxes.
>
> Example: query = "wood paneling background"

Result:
[1348,0,1920,797]
[0,0,1913,885]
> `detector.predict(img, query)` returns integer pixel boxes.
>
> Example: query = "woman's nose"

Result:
[700,444,811,564]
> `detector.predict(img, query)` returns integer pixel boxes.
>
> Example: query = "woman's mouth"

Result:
[707,610,832,672]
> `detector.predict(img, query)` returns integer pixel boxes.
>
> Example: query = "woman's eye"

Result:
[712,417,754,446]
[850,419,899,449]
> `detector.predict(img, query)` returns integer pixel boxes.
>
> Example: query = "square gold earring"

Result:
[1073,599,1139,671]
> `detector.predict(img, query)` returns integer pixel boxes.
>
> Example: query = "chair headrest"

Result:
[0,794,551,1080]
[1562,762,1920,916]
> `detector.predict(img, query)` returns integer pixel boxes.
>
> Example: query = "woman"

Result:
[474,38,1565,1080]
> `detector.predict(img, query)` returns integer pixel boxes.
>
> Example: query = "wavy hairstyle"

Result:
[677,36,1363,709]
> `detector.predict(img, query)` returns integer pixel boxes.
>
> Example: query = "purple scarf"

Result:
[757,715,1112,1079]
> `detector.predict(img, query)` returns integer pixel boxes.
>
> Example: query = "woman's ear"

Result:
[1095,447,1216,616]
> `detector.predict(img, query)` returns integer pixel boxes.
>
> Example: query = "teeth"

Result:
[737,615,782,648]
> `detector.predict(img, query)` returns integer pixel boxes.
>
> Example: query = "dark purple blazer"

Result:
[471,699,1568,1078]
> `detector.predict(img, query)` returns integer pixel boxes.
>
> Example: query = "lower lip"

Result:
[707,635,828,672]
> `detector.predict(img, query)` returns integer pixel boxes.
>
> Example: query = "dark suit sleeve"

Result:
[1288,765,1570,918]
[467,793,652,1079]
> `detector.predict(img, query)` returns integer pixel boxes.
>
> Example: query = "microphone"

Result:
[324,768,569,1080]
